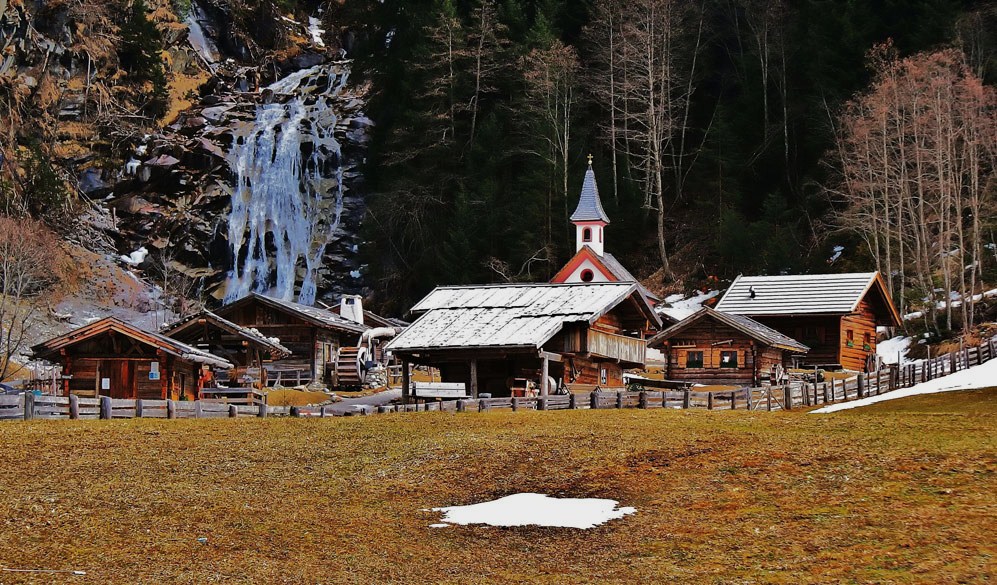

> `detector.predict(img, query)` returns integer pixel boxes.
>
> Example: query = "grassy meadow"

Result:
[1,391,995,583]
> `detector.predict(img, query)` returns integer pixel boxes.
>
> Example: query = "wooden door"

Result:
[101,360,136,399]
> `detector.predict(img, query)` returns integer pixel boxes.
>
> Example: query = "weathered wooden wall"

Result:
[664,319,759,386]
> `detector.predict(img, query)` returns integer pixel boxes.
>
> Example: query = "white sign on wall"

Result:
[101,378,110,390]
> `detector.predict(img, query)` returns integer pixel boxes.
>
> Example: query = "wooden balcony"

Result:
[586,329,646,365]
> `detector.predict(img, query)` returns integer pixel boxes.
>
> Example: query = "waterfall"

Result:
[224,64,349,305]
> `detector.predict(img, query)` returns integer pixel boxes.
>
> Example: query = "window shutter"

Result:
[678,351,687,368]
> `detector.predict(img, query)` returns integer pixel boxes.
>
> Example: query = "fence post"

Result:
[290,406,300,417]
[23,392,35,421]
[857,373,866,398]
[639,391,648,409]
[730,391,737,410]
[707,392,714,410]
[682,390,691,409]
[376,406,387,415]
[99,395,112,420]
[569,393,577,409]
[766,388,772,411]
[135,399,144,418]
[783,386,792,410]
[478,399,487,413]
[456,399,466,413]
[257,401,267,418]
[745,387,752,411]
[511,397,519,412]
[822,383,829,404]
[194,401,204,418]
[69,394,79,420]
[537,397,547,411]
[616,391,624,409]
[227,404,237,418]
[167,400,176,419]
[590,391,599,409]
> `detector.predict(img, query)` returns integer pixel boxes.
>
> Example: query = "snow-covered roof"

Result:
[218,293,368,334]
[386,283,658,352]
[648,307,809,353]
[32,317,234,369]
[714,272,900,324]
[569,166,610,224]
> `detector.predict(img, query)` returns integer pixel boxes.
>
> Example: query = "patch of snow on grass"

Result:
[811,357,997,414]
[430,493,635,529]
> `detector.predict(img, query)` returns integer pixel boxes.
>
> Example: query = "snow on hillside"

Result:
[811,357,997,413]
[877,335,912,365]
[904,288,997,320]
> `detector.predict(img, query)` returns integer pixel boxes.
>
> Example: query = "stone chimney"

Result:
[340,295,365,325]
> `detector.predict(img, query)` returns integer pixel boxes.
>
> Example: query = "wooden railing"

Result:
[587,329,646,364]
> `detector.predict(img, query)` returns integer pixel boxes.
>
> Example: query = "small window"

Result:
[686,351,704,368]
[863,332,871,344]
[846,330,854,341]
[600,368,608,385]
[580,269,594,282]
[582,227,592,242]
[720,350,738,368]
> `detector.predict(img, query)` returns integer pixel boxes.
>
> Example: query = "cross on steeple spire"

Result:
[587,153,593,166]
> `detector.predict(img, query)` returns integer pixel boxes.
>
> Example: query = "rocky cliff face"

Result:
[1,0,370,308]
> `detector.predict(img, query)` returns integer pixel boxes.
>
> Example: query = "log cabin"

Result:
[713,272,902,371]
[648,307,809,387]
[162,310,292,387]
[31,317,233,400]
[384,282,661,400]
[211,293,368,386]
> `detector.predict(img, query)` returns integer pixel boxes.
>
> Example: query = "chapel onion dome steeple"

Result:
[570,154,611,224]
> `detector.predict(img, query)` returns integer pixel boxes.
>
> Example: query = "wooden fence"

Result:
[4,335,996,422]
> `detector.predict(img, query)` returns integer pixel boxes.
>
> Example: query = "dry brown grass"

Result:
[264,388,329,407]
[0,390,995,583]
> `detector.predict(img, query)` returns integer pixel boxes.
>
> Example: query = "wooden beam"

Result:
[469,359,479,398]
[541,355,549,397]
[401,360,411,402]
[539,351,563,363]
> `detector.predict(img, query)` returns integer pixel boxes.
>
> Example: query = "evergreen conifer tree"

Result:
[118,0,168,118]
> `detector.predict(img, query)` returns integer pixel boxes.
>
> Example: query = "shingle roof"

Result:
[714,272,899,323]
[601,252,660,302]
[32,317,234,369]
[648,307,809,353]
[162,310,292,358]
[386,283,658,352]
[569,166,610,223]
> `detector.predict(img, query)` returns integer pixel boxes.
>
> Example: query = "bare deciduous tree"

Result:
[830,45,997,332]
[522,41,580,251]
[0,216,64,381]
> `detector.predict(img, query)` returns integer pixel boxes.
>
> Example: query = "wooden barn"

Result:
[31,317,232,400]
[211,293,368,386]
[714,272,902,371]
[162,310,292,387]
[384,282,661,400]
[648,307,809,387]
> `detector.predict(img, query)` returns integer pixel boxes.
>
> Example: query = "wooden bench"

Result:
[412,382,468,399]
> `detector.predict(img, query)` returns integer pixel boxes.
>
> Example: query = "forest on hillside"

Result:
[327,0,996,326]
